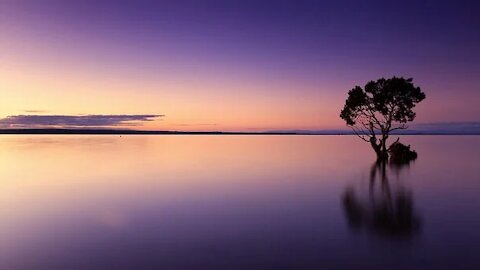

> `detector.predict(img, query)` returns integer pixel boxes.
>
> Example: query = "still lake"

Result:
[0,135,479,269]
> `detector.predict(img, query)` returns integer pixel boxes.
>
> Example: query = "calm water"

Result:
[0,135,479,270]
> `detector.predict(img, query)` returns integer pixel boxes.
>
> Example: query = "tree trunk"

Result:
[370,137,387,160]
[379,133,389,160]
[370,137,388,160]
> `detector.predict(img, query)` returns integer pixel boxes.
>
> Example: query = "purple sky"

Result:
[0,0,479,131]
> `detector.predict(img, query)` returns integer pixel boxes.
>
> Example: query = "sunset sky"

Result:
[1,0,479,131]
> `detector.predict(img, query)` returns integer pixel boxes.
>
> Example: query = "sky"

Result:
[0,0,479,131]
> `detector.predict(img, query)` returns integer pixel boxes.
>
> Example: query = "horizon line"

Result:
[0,128,478,136]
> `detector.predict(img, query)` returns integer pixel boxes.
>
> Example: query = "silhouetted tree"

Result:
[340,77,425,159]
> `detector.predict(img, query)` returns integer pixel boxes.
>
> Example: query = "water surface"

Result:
[0,135,479,269]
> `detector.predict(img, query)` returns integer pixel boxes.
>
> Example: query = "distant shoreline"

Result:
[0,129,478,135]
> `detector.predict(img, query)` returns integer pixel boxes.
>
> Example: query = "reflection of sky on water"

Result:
[0,135,479,269]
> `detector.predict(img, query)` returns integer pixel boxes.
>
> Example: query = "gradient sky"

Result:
[1,0,479,131]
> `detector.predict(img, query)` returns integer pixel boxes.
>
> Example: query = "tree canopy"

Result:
[340,77,426,159]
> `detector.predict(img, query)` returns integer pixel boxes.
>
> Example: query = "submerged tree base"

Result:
[388,141,418,164]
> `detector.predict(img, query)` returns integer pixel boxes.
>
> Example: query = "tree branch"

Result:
[390,124,408,132]
[349,125,371,142]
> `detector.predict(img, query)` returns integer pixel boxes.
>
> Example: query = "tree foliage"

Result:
[340,77,425,159]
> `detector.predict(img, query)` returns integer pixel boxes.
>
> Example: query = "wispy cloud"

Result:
[0,114,164,128]
[24,110,48,113]
[172,123,217,127]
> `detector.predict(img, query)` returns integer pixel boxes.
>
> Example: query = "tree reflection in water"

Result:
[342,159,421,240]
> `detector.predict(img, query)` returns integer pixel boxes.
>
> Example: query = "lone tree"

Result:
[340,77,426,160]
